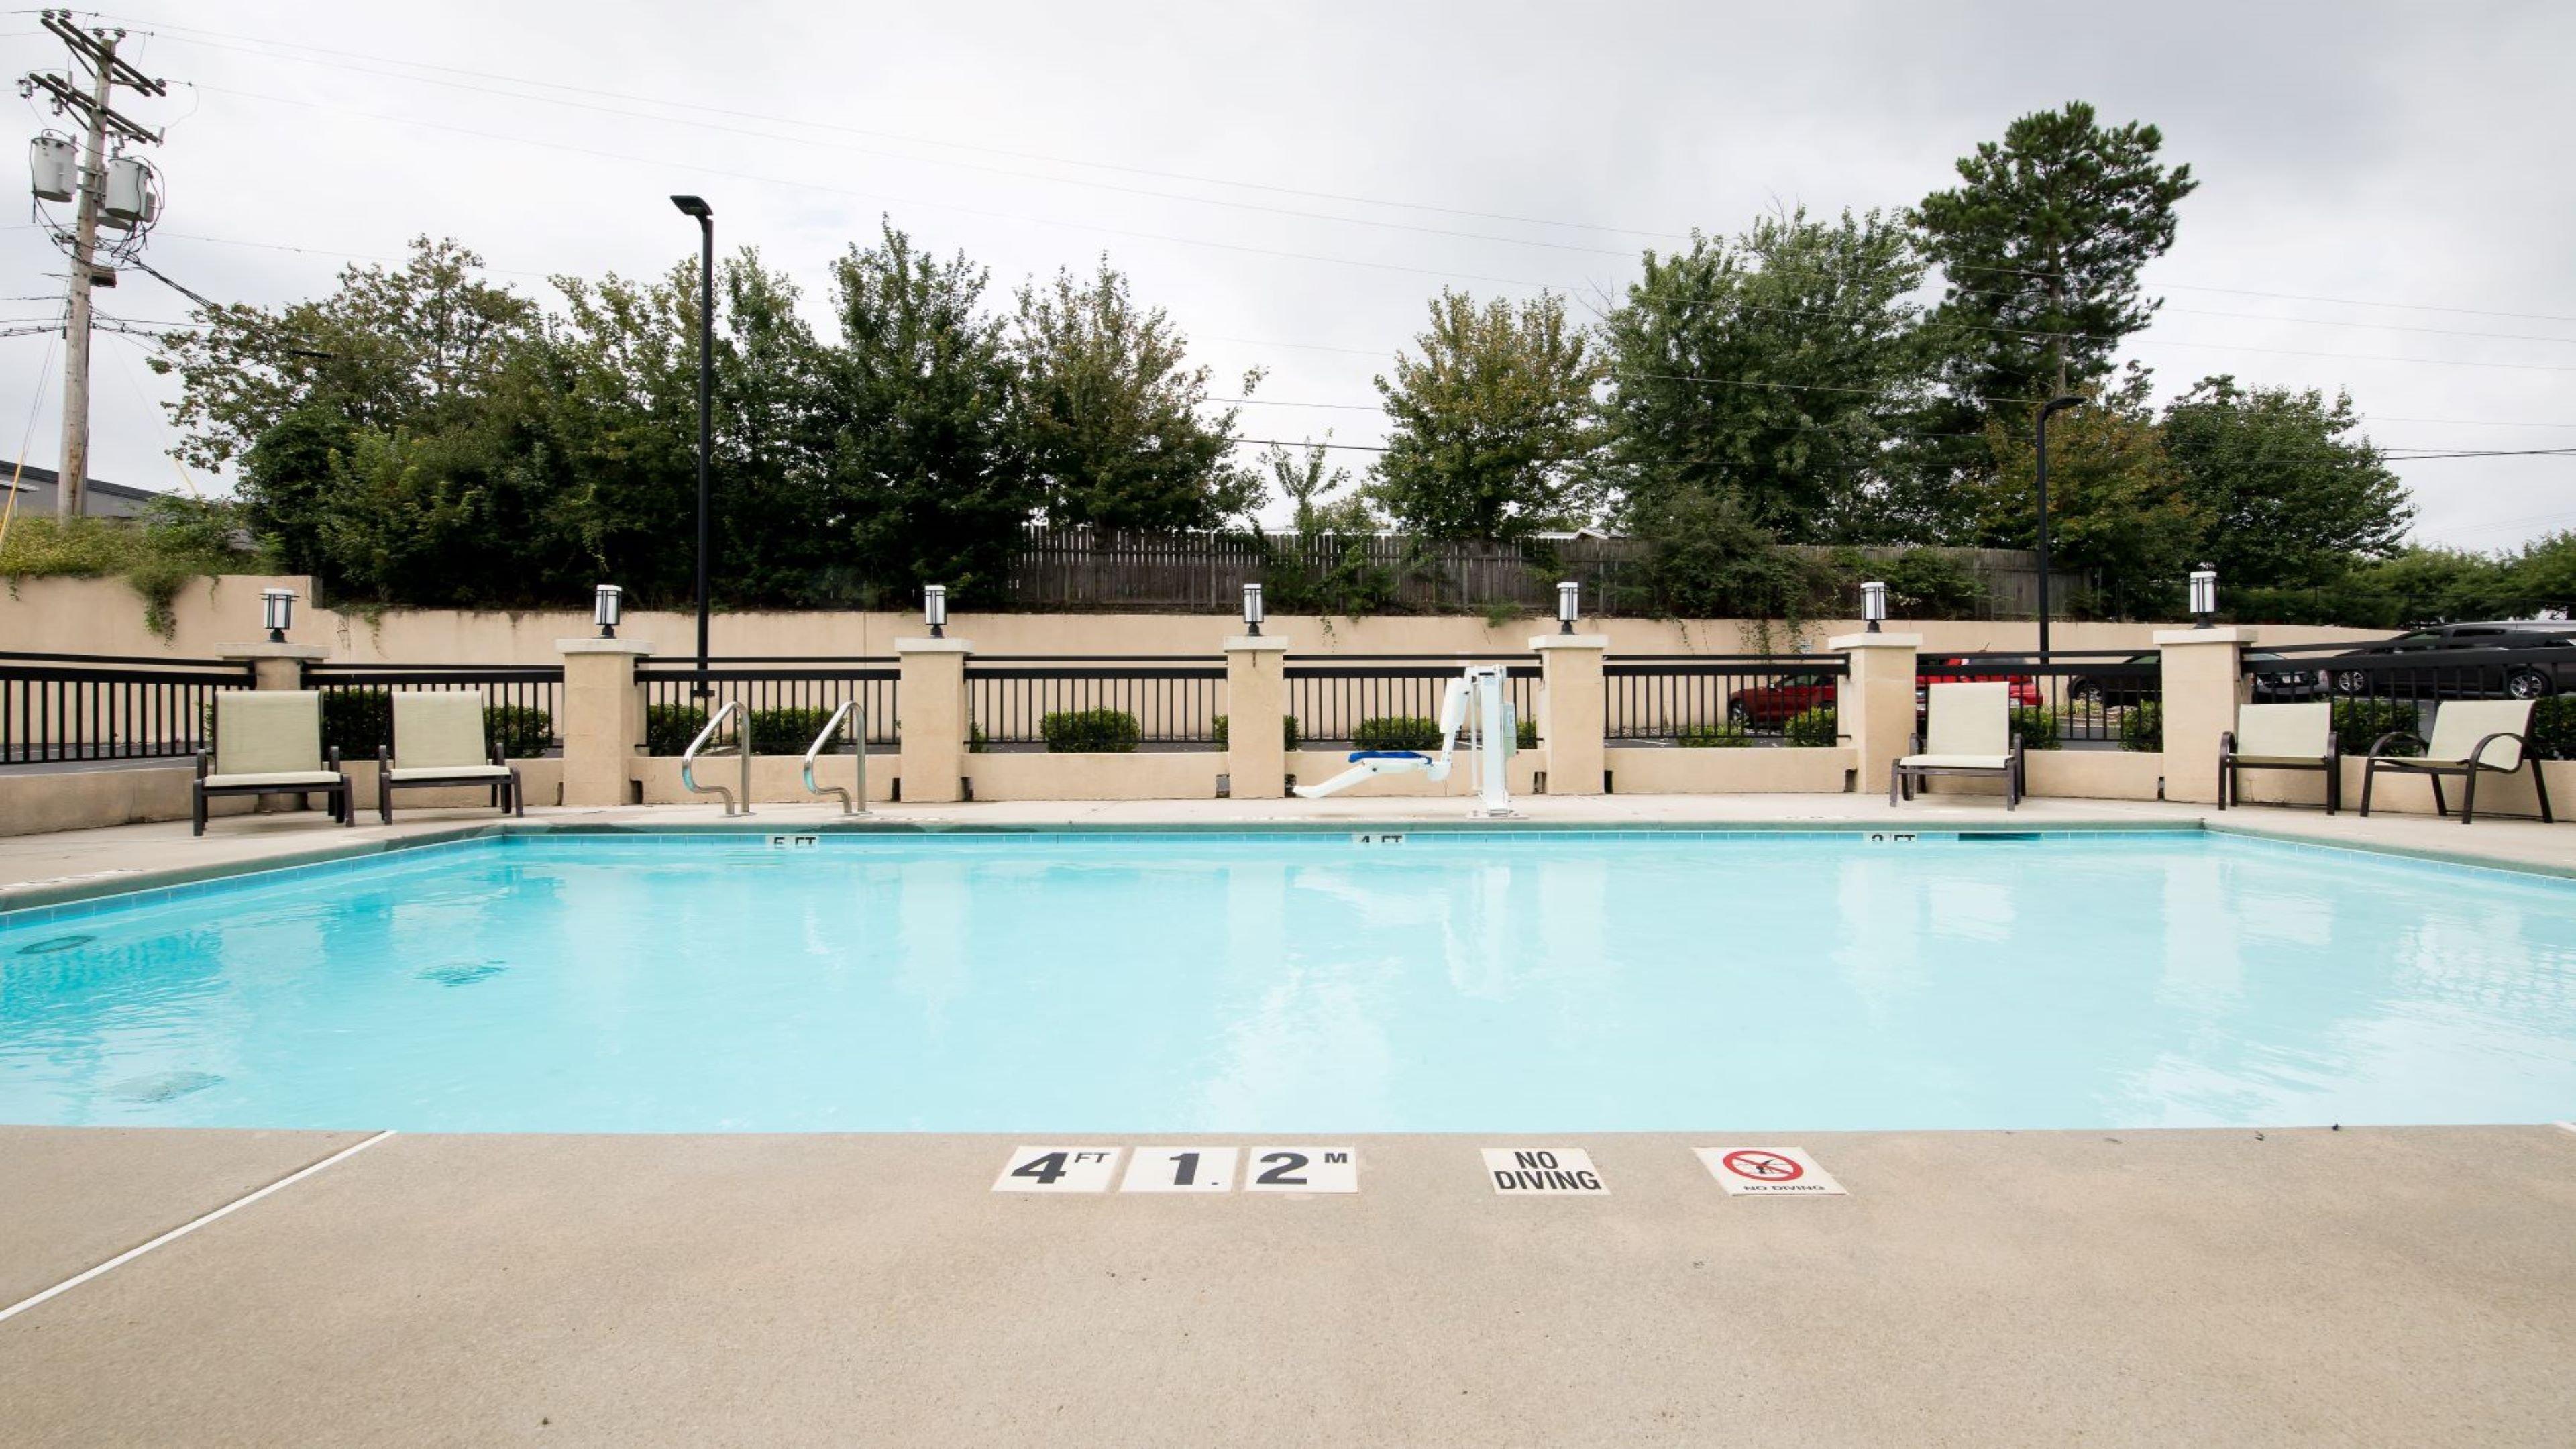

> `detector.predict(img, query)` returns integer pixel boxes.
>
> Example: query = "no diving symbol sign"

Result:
[1697,1146,1845,1195]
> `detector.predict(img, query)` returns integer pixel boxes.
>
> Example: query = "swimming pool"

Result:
[3,829,2571,1133]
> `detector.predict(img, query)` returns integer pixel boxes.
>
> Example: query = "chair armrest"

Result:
[2467,730,2528,771]
[2218,729,2236,759]
[327,745,343,771]
[195,748,210,781]
[376,743,391,771]
[2365,730,2422,759]
[490,740,506,767]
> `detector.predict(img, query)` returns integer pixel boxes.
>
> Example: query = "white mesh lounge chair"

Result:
[1892,681,2022,809]
[193,690,350,835]
[2219,702,2339,814]
[377,691,523,824]
[2359,698,2553,826]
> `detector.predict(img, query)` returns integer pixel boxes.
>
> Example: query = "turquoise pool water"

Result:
[3,831,2571,1132]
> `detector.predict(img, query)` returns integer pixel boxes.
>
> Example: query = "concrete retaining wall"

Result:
[1604,747,1856,795]
[0,758,564,839]
[967,751,1222,802]
[0,574,2386,663]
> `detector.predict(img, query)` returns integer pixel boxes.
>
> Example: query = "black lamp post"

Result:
[2033,394,2084,663]
[671,194,714,698]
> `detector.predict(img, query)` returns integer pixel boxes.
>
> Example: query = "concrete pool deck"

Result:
[3,794,2573,1444]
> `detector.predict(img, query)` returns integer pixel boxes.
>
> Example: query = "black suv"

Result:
[2325,621,2576,700]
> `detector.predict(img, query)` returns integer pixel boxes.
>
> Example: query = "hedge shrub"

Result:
[1784,706,1839,747]
[2528,695,2575,761]
[645,702,712,756]
[2332,698,2420,757]
[315,688,554,758]
[747,706,835,753]
[1352,715,1440,751]
[1679,724,1753,748]
[2118,701,2161,754]
[1040,708,1141,753]
[1212,714,1301,751]
[1516,716,1538,751]
[482,704,555,759]
[2010,706,2061,751]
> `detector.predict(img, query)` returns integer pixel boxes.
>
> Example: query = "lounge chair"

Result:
[2219,702,2339,814]
[376,691,525,824]
[1892,681,2023,810]
[2359,699,2553,826]
[193,691,350,836]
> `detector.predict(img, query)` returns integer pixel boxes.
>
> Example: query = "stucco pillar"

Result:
[1223,633,1291,798]
[557,637,653,808]
[2155,626,2255,805]
[898,637,973,804]
[1829,631,1921,794]
[1529,634,1607,796]
[215,640,329,690]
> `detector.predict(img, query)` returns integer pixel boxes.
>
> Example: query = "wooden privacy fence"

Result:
[1002,527,2088,619]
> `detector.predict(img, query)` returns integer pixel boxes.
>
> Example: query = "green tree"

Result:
[809,221,1034,604]
[1369,289,1603,540]
[150,237,539,470]
[2161,376,2410,591]
[1915,102,2197,402]
[1601,208,1933,543]
[1242,438,1393,616]
[1014,258,1254,531]
[1976,369,2201,619]
[1623,486,1829,621]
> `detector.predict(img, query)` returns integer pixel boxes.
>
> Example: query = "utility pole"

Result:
[22,11,165,519]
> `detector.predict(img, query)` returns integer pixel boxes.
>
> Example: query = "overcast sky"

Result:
[4,1,2571,549]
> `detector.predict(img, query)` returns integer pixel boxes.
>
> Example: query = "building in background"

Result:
[1,461,166,520]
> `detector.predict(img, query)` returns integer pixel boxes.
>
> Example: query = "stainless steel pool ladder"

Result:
[800,701,869,816]
[680,698,752,816]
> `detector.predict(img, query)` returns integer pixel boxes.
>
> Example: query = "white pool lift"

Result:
[1292,664,1519,817]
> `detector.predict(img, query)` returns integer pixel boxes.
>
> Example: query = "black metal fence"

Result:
[0,650,255,764]
[1283,657,1540,744]
[301,663,567,758]
[965,657,1228,747]
[1603,655,1845,742]
[637,658,901,752]
[2239,638,2576,749]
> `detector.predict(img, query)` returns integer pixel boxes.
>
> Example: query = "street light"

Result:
[2033,394,2085,663]
[670,193,714,698]
[259,587,296,643]
[1860,580,1886,633]
[593,584,623,639]
[923,584,947,639]
[1556,580,1580,635]
[1242,582,1264,636]
[2190,566,2218,628]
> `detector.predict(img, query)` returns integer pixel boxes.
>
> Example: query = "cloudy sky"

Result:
[4,1,2571,549]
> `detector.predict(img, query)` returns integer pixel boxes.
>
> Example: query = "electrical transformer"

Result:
[101,155,159,229]
[28,136,75,203]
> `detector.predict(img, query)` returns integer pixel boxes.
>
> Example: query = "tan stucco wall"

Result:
[630,754,894,807]
[0,574,2389,663]
[2025,749,2166,802]
[0,759,563,839]
[1603,746,1856,794]
[965,750,1222,802]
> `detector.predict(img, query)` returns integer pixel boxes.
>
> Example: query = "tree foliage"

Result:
[1369,289,1603,540]
[2160,376,2411,590]
[1601,208,1931,543]
[1976,369,2202,619]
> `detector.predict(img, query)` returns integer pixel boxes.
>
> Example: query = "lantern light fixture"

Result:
[2190,566,2218,628]
[1242,582,1264,635]
[1556,580,1580,635]
[924,584,948,639]
[593,584,623,639]
[259,587,296,643]
[1861,581,1887,633]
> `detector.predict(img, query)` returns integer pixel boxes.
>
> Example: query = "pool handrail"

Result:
[679,698,751,817]
[800,701,869,816]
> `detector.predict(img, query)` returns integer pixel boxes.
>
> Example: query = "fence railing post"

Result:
[557,637,653,808]
[1829,630,1919,794]
[2153,626,2253,804]
[1223,632,1290,798]
[1529,633,1607,794]
[898,636,974,804]
[213,640,329,692]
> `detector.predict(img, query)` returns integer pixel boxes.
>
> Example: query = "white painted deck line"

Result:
[0,1130,394,1324]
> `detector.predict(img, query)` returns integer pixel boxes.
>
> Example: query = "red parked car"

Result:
[1725,658,2041,730]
